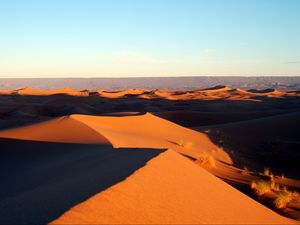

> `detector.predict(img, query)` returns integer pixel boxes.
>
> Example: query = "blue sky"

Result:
[0,0,299,77]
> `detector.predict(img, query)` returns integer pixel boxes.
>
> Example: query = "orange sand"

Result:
[51,150,295,224]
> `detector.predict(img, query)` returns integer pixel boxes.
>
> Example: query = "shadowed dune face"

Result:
[0,138,165,224]
[194,111,300,179]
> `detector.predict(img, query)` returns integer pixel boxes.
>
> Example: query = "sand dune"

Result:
[1,86,298,101]
[51,150,294,224]
[0,116,110,144]
[0,113,226,161]
[194,111,300,178]
[12,87,89,96]
[0,138,163,224]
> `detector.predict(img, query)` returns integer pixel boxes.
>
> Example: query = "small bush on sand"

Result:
[196,153,216,167]
[270,181,280,192]
[251,180,271,196]
[282,186,288,192]
[274,192,292,209]
[263,168,271,176]
[242,166,252,175]
[291,191,299,198]
[251,181,257,189]
[204,129,211,134]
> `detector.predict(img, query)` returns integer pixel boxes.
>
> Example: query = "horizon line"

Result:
[0,75,300,79]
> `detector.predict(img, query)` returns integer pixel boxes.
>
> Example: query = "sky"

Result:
[0,0,299,78]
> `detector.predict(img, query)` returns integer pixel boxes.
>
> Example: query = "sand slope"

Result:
[0,113,225,161]
[0,138,163,224]
[194,111,300,178]
[51,150,294,224]
[0,116,110,144]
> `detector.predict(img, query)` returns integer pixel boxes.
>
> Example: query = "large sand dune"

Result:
[0,113,225,161]
[51,150,294,224]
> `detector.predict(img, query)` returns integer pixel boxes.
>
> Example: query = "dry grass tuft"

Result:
[242,166,250,174]
[251,180,271,196]
[291,191,299,198]
[263,167,271,176]
[251,181,257,189]
[274,192,292,209]
[204,129,211,134]
[271,181,281,192]
[282,186,288,192]
[196,153,216,167]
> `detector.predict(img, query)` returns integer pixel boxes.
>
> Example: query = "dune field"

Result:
[0,86,299,224]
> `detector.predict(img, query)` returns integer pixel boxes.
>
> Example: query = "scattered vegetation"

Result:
[263,167,271,176]
[242,166,250,174]
[215,130,225,147]
[204,129,211,134]
[196,153,216,167]
[274,192,293,209]
[251,181,257,189]
[251,180,271,196]
[270,180,280,192]
[250,168,300,213]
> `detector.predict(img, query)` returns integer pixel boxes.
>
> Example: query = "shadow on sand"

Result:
[0,138,165,224]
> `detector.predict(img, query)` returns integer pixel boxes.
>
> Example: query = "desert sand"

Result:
[0,86,299,224]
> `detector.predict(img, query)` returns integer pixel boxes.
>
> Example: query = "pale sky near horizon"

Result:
[0,0,299,78]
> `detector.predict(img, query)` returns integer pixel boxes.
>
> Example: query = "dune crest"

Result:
[51,150,294,224]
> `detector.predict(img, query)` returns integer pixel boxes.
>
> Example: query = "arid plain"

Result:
[0,86,299,224]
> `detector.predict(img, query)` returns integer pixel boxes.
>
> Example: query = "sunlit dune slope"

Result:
[11,87,89,96]
[97,89,146,98]
[51,150,294,225]
[0,116,110,144]
[0,113,227,161]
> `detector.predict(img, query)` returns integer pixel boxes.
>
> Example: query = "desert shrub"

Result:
[274,192,292,209]
[204,129,211,134]
[291,191,299,198]
[196,153,216,167]
[215,130,225,147]
[263,168,271,176]
[282,186,288,192]
[241,166,250,175]
[271,181,280,192]
[251,181,257,189]
[251,180,271,196]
